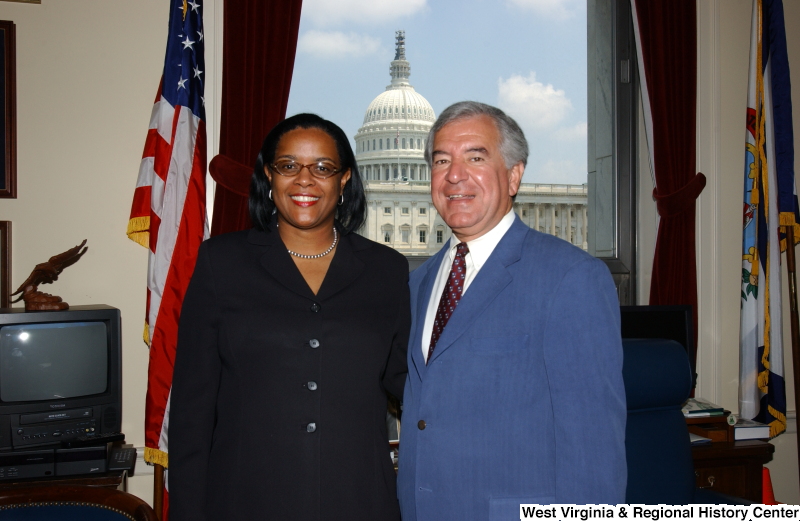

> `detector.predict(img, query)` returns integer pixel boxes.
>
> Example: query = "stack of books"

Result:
[732,417,771,440]
[682,397,725,418]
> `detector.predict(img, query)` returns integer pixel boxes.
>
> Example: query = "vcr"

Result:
[1,405,118,449]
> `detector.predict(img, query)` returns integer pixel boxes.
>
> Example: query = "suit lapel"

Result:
[249,226,366,302]
[409,246,447,375]
[249,227,316,300]
[316,231,365,302]
[427,218,528,364]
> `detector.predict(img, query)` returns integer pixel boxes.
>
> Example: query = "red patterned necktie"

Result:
[427,242,469,363]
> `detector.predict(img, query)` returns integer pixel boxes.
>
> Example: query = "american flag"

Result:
[127,0,208,511]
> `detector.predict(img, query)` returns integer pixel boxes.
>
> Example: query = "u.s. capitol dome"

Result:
[354,31,434,183]
[354,31,589,262]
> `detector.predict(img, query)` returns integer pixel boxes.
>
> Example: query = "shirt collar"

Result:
[446,209,516,270]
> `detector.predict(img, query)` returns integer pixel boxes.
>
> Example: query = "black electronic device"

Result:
[0,448,55,480]
[620,305,696,389]
[0,305,122,450]
[108,446,137,475]
[55,445,107,476]
[60,431,125,449]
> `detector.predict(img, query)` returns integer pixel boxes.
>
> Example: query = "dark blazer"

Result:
[169,225,409,521]
[397,217,627,520]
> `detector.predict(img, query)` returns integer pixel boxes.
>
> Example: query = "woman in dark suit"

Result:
[169,114,409,521]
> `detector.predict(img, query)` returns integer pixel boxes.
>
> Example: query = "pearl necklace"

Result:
[285,227,338,259]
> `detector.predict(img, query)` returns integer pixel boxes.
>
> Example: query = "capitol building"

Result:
[354,32,588,264]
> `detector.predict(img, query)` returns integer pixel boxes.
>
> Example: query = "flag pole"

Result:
[153,463,165,521]
[783,224,800,494]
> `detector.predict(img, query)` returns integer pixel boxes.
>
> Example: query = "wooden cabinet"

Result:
[692,440,774,502]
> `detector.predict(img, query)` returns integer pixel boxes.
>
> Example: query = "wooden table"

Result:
[692,440,774,502]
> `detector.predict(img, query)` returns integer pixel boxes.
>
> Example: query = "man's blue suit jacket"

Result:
[397,217,627,521]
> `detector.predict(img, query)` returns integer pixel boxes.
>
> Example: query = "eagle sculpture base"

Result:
[19,285,69,311]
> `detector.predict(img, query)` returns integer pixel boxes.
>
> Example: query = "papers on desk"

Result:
[689,432,712,445]
[682,397,724,417]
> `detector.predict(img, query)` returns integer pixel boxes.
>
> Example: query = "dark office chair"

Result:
[0,484,157,521]
[622,338,749,504]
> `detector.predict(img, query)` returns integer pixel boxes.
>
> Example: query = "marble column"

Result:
[582,205,588,249]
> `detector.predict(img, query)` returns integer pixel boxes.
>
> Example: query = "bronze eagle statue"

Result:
[11,239,88,311]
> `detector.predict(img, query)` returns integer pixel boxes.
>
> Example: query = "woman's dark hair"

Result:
[249,113,366,234]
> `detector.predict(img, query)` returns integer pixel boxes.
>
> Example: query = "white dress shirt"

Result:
[421,210,516,362]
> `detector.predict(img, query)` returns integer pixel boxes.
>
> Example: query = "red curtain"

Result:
[632,0,705,351]
[210,0,303,236]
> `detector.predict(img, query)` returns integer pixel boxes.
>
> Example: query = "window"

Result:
[587,0,637,303]
[384,207,391,215]
[382,224,393,243]
[401,207,409,215]
[401,228,410,243]
[285,3,633,299]
[436,229,444,244]
[419,207,426,215]
[419,229,427,243]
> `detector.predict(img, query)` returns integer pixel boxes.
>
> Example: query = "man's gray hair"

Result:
[424,101,529,169]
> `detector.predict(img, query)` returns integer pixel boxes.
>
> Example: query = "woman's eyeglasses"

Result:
[270,160,342,179]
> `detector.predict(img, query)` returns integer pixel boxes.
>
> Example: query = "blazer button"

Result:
[306,423,317,433]
[310,303,320,312]
[417,420,426,430]
[307,381,318,391]
[309,339,320,349]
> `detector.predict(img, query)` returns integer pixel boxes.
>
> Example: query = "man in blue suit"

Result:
[397,101,627,520]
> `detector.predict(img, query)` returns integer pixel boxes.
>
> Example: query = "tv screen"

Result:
[0,322,108,402]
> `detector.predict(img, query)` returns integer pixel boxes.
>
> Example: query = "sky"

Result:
[286,0,588,186]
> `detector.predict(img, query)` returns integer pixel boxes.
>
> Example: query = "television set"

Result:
[0,305,121,451]
[620,305,696,389]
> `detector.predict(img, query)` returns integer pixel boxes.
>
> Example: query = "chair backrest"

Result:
[622,338,695,504]
[0,484,157,521]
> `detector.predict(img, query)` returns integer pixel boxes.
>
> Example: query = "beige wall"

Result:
[2,0,800,508]
[0,0,169,503]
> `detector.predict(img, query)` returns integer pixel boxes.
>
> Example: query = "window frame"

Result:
[587,0,638,304]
